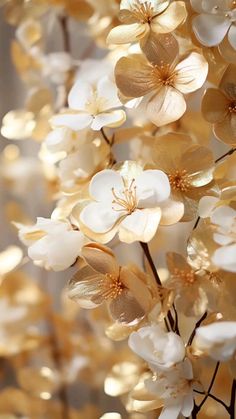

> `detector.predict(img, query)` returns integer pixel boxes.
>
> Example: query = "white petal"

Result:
[80,202,120,234]
[190,0,203,12]
[89,169,124,203]
[181,392,194,417]
[135,170,170,206]
[198,196,219,218]
[196,322,236,343]
[91,111,126,130]
[50,113,92,131]
[228,24,236,50]
[45,127,73,153]
[147,87,186,127]
[174,52,208,94]
[212,245,236,272]
[107,23,149,45]
[96,77,122,110]
[211,206,236,228]
[192,14,231,47]
[68,80,93,110]
[159,404,182,419]
[119,208,161,243]
[160,199,184,225]
[213,233,233,245]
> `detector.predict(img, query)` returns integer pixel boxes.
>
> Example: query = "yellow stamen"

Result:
[111,178,138,214]
[168,170,191,192]
[98,273,124,300]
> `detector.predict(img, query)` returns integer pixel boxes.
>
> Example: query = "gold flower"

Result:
[67,243,158,325]
[107,0,187,45]
[202,64,236,145]
[152,133,216,220]
[166,252,220,317]
[115,34,208,126]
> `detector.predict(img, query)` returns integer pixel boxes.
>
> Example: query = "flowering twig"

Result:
[187,311,207,346]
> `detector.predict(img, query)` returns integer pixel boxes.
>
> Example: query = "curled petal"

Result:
[107,23,149,45]
[50,112,92,131]
[151,1,187,34]
[174,52,208,94]
[146,87,186,126]
[91,111,126,130]
[160,198,184,225]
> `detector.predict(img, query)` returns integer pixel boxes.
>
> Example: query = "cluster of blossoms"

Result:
[0,0,236,417]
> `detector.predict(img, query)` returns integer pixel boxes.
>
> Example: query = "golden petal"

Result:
[67,266,104,308]
[166,252,192,275]
[109,289,145,325]
[0,246,23,276]
[219,64,236,99]
[115,54,156,99]
[201,88,229,123]
[82,243,119,276]
[105,322,135,341]
[140,32,179,66]
[180,145,214,185]
[214,113,236,145]
[153,132,192,172]
[150,1,187,34]
[218,36,236,64]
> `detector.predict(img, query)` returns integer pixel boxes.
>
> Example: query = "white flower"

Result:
[45,127,78,154]
[191,0,236,50]
[50,76,126,131]
[18,218,86,271]
[195,321,236,361]
[145,359,194,419]
[77,162,184,244]
[41,52,74,84]
[211,205,236,272]
[128,325,185,371]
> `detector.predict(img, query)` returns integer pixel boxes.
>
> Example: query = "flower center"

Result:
[152,63,175,87]
[98,273,124,300]
[132,1,155,23]
[173,268,196,286]
[111,178,138,214]
[85,91,107,116]
[229,101,236,113]
[168,170,191,192]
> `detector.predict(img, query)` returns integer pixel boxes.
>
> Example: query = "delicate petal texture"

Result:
[97,77,122,110]
[82,244,119,276]
[50,113,92,131]
[198,196,219,218]
[228,25,236,50]
[67,265,103,308]
[128,325,185,370]
[174,52,208,94]
[80,202,120,234]
[141,32,179,66]
[211,205,236,229]
[202,88,229,123]
[115,55,156,98]
[195,321,236,361]
[91,110,126,130]
[135,170,170,206]
[159,404,182,419]
[160,199,185,225]
[119,208,161,243]
[107,23,149,44]
[109,289,145,325]
[181,393,194,417]
[212,245,236,272]
[120,0,169,14]
[192,14,231,47]
[89,170,124,202]
[151,1,187,34]
[219,64,236,99]
[68,80,93,110]
[214,114,236,144]
[147,87,186,126]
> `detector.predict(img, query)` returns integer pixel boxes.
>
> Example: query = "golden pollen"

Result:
[111,178,138,214]
[132,0,155,23]
[168,170,191,192]
[99,274,124,300]
[173,268,196,286]
[152,63,175,87]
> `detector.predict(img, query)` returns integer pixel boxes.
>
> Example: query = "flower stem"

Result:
[101,127,112,145]
[197,362,220,410]
[139,242,175,331]
[229,379,236,419]
[59,15,71,53]
[194,390,229,412]
[187,311,207,346]
[215,148,236,163]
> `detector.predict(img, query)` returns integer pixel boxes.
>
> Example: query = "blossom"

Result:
[194,321,236,361]
[202,64,236,145]
[145,359,194,419]
[40,52,74,85]
[191,0,236,50]
[115,34,208,126]
[67,243,158,324]
[17,218,86,271]
[50,76,126,131]
[152,133,215,221]
[210,205,236,272]
[75,161,184,244]
[128,325,185,371]
[166,252,220,317]
[107,0,187,45]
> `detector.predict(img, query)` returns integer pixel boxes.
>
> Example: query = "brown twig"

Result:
[187,311,207,346]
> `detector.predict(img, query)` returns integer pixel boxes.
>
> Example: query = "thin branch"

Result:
[101,127,111,145]
[59,15,71,53]
[173,304,180,336]
[229,379,236,419]
[194,390,229,411]
[139,242,175,331]
[187,312,207,346]
[197,362,220,410]
[215,148,236,163]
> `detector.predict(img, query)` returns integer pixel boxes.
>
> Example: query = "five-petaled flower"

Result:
[74,161,184,244]
[115,35,208,126]
[67,243,158,324]
[107,0,187,45]
[50,76,126,131]
[191,0,236,50]
[202,64,236,145]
